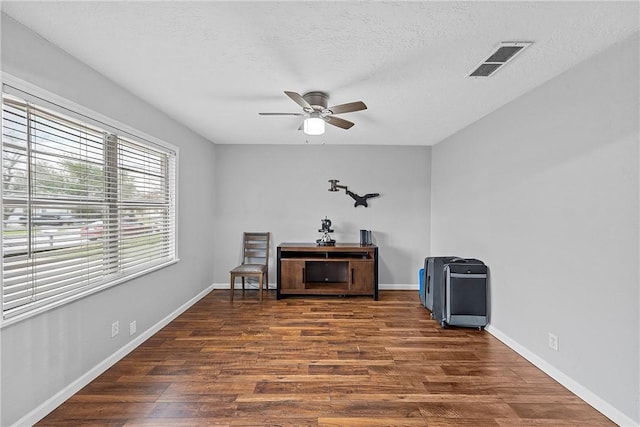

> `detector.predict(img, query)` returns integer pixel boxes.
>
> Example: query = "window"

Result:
[1,86,177,321]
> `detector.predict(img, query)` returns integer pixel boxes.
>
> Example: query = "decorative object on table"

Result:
[359,229,372,246]
[328,179,380,208]
[259,91,367,135]
[316,217,336,246]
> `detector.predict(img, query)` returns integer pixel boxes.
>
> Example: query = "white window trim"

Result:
[1,73,180,328]
[1,73,179,157]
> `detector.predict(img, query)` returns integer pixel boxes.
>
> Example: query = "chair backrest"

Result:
[242,232,270,266]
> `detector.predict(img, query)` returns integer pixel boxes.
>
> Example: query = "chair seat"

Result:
[230,263,266,274]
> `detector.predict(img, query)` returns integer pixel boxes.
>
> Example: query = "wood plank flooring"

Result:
[37,290,614,426]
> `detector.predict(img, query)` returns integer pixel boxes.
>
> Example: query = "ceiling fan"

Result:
[259,91,367,135]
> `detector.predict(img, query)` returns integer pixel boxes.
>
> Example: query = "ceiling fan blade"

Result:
[259,112,305,116]
[325,115,355,130]
[284,91,313,111]
[327,101,367,115]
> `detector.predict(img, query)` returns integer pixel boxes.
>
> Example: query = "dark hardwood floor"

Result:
[37,290,614,426]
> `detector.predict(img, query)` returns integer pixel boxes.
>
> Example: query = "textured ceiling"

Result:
[2,1,638,146]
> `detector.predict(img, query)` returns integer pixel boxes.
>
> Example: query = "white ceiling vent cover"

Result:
[468,42,532,77]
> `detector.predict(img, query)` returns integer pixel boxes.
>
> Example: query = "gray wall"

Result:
[1,14,216,426]
[214,144,431,287]
[431,34,639,424]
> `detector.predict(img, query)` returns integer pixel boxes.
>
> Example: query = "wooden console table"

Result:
[277,243,378,300]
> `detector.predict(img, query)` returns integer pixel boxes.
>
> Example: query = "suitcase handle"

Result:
[450,273,486,279]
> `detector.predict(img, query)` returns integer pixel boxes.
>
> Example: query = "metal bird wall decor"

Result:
[328,179,380,208]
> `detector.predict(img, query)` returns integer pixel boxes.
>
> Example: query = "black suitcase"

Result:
[425,256,461,316]
[440,259,488,329]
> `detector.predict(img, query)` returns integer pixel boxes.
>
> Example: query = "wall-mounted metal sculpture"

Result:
[328,179,380,208]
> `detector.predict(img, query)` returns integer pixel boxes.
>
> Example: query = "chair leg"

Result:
[263,271,268,300]
[231,273,268,301]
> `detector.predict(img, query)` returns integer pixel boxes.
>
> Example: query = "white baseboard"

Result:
[214,282,419,291]
[214,282,277,290]
[379,283,418,291]
[486,325,638,427]
[18,284,216,427]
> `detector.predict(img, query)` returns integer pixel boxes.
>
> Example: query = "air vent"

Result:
[468,42,532,77]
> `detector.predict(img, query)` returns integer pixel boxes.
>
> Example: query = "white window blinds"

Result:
[2,89,177,320]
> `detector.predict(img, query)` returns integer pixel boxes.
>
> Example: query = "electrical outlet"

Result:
[129,320,137,336]
[548,332,559,351]
[111,321,119,338]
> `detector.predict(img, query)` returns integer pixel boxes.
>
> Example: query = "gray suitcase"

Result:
[443,260,488,329]
[425,256,464,323]
[423,256,459,314]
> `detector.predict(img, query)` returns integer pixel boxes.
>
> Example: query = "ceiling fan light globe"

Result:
[304,117,325,135]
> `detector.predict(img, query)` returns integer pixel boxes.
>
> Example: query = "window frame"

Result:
[1,74,180,327]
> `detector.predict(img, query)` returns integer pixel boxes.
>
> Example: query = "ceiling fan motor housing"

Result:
[303,91,329,111]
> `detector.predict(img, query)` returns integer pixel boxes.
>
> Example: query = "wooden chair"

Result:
[229,232,270,301]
